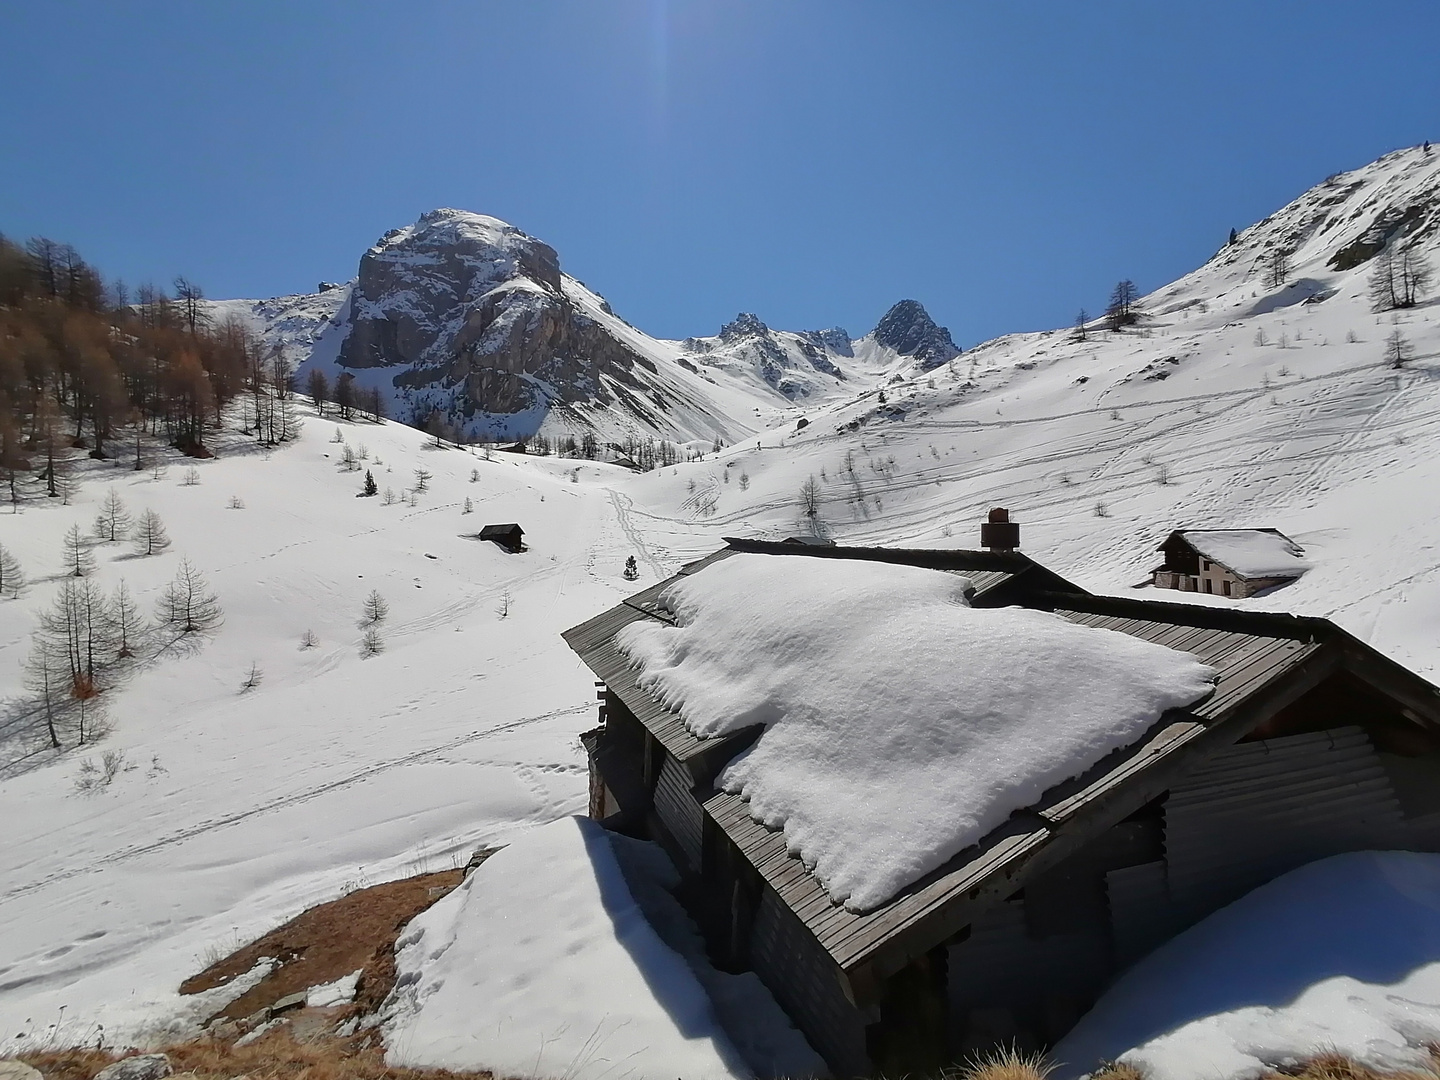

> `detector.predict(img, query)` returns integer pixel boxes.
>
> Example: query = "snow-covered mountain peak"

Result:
[205,207,975,443]
[367,208,563,295]
[718,311,771,341]
[866,299,961,371]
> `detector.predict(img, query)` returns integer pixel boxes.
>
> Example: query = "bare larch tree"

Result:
[94,488,131,542]
[156,558,222,636]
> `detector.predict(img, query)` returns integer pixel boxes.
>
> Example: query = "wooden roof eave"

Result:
[1338,634,1440,728]
[561,549,741,763]
[835,636,1346,1003]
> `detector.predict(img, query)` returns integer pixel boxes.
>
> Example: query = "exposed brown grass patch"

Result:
[180,869,463,1022]
[1261,1048,1440,1080]
[21,1027,489,1080]
[954,1046,1054,1080]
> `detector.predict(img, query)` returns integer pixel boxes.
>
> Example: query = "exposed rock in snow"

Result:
[304,969,360,1007]
[868,299,961,370]
[340,209,679,432]
[680,312,850,398]
[93,1055,172,1080]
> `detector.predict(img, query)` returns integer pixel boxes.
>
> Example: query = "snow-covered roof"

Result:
[616,554,1215,911]
[1176,529,1310,580]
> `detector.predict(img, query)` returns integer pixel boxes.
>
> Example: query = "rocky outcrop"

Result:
[681,313,847,398]
[94,1055,172,1080]
[871,300,960,370]
[338,210,657,430]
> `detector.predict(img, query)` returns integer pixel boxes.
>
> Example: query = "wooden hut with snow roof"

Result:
[1152,528,1309,598]
[478,523,525,553]
[563,538,1440,1075]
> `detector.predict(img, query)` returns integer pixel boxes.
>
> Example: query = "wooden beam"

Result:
[1341,641,1440,727]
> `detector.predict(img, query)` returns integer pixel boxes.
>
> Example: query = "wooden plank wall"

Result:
[654,751,705,871]
[750,884,873,1078]
[946,727,1409,1056]
[1164,726,1408,919]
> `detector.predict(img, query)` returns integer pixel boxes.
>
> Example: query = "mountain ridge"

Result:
[208,210,959,445]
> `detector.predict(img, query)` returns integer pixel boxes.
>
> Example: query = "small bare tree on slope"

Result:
[62,524,96,577]
[1371,240,1434,311]
[799,474,821,521]
[362,589,389,625]
[23,641,65,748]
[156,558,222,637]
[1105,280,1140,330]
[94,488,131,542]
[1266,246,1292,288]
[1386,328,1411,369]
[39,577,111,699]
[132,508,171,556]
[108,580,145,660]
[0,542,24,598]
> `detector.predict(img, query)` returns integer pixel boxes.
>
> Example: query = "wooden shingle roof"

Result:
[561,542,1440,1002]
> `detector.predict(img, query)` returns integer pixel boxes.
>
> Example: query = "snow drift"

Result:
[616,554,1216,910]
[1055,850,1440,1079]
[383,816,752,1080]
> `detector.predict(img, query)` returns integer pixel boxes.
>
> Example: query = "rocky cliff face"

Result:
[677,312,848,399]
[870,300,961,371]
[338,210,661,431]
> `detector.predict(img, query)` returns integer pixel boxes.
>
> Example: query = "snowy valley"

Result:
[5,144,1440,1080]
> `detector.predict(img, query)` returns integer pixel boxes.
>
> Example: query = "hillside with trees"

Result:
[0,234,322,505]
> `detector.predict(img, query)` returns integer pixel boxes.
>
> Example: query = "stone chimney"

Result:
[980,507,1019,553]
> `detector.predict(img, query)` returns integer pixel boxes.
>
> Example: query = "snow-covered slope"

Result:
[617,144,1440,678]
[209,212,957,447]
[0,413,626,1048]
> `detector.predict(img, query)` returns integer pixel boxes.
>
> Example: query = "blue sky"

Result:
[2,1,1437,345]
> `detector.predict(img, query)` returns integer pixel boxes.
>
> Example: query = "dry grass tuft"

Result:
[1090,1063,1146,1080]
[954,1046,1055,1080]
[22,1027,490,1080]
[1259,1048,1440,1080]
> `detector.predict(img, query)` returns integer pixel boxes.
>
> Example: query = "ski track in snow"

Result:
[2,703,591,904]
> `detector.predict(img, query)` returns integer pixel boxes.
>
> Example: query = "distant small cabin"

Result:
[1153,528,1309,598]
[478,523,525,553]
